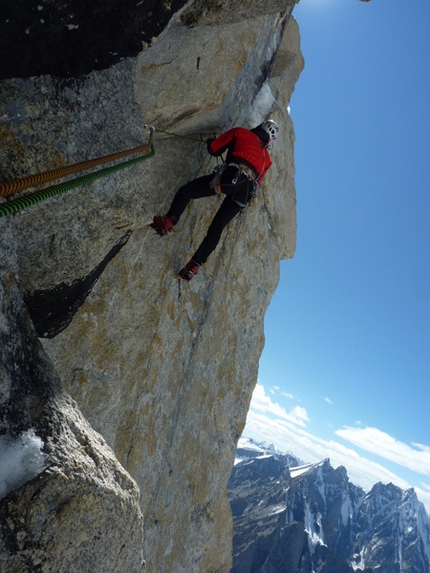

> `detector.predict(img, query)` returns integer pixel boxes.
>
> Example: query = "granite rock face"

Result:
[0,228,145,573]
[0,1,303,571]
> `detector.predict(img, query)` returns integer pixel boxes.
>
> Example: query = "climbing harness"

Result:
[209,163,228,195]
[230,163,258,187]
[210,162,259,203]
[0,126,155,218]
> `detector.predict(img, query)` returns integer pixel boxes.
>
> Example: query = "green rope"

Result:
[0,146,155,218]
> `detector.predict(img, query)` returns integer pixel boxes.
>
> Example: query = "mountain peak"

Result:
[229,447,430,573]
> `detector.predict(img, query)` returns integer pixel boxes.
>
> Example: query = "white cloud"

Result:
[336,426,430,477]
[412,442,430,454]
[245,410,409,489]
[249,384,309,427]
[243,385,430,514]
[281,391,294,399]
[324,396,333,404]
[414,486,430,514]
[289,406,310,427]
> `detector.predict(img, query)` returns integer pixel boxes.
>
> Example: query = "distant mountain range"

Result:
[228,438,430,573]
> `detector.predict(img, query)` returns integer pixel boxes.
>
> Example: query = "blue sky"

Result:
[244,0,430,512]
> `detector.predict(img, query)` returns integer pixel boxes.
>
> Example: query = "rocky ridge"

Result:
[0,1,303,572]
[228,442,430,573]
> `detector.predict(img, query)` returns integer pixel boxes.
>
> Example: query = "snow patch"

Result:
[269,503,286,516]
[289,460,327,480]
[237,437,266,453]
[0,429,49,499]
[235,437,281,464]
[247,81,276,126]
[304,500,326,554]
[351,548,366,571]
[341,495,353,527]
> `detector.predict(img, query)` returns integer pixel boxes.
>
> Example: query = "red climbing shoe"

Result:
[150,215,174,236]
[178,259,201,281]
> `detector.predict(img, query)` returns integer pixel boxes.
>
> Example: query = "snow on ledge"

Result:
[0,428,49,499]
[289,459,327,480]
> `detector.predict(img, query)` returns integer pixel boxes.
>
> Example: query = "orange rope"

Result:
[0,130,154,198]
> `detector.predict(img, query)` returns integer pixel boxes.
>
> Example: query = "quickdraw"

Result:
[210,162,259,197]
[209,163,228,195]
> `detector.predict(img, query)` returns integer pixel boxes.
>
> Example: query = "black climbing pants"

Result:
[166,167,252,265]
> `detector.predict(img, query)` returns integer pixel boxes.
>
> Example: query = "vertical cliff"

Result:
[0,1,303,571]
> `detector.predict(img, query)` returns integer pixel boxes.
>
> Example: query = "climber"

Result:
[151,120,279,281]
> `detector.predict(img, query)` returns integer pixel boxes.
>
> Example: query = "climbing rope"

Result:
[0,128,155,198]
[0,148,155,218]
[0,125,217,219]
[154,128,208,143]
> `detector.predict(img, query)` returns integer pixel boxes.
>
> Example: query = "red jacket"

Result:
[208,127,272,183]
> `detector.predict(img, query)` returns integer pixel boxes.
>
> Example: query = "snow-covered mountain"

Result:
[235,437,301,466]
[228,441,430,573]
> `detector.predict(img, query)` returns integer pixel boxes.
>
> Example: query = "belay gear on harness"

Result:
[209,163,228,195]
[210,162,259,206]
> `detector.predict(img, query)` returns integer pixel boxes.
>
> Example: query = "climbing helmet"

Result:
[260,119,279,143]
